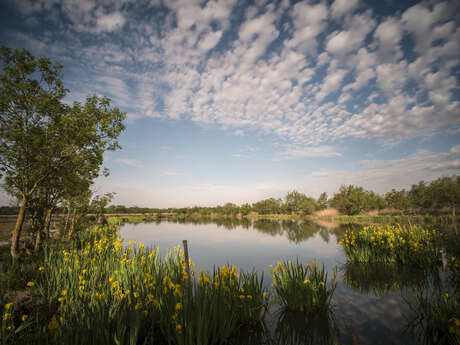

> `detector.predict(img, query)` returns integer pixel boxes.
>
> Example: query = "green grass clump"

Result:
[270,260,337,314]
[340,224,439,265]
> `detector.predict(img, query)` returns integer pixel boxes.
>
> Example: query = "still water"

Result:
[119,218,430,345]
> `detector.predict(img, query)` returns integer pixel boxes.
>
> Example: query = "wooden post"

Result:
[183,240,191,284]
[441,245,449,287]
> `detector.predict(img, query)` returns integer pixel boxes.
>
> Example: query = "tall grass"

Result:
[340,224,439,265]
[270,260,337,314]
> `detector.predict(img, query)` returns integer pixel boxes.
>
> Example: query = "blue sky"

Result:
[0,0,459,207]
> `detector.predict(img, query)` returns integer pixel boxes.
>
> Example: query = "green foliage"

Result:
[270,260,337,314]
[330,185,386,215]
[317,192,328,210]
[252,198,282,215]
[385,189,413,211]
[0,46,126,257]
[284,191,318,215]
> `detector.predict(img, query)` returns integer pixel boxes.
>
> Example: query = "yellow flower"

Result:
[3,313,11,321]
[263,292,268,298]
[38,266,45,271]
[4,303,13,310]
[22,315,28,321]
[175,302,183,311]
[135,302,142,310]
[48,316,59,331]
[176,324,182,332]
[26,281,35,287]
[61,290,67,296]
[304,279,310,284]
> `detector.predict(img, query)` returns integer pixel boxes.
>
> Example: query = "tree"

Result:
[252,198,282,214]
[284,191,318,215]
[0,47,125,260]
[427,176,460,217]
[385,189,412,213]
[330,185,368,215]
[317,192,328,210]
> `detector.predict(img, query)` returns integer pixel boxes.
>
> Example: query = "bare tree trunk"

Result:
[34,226,41,252]
[64,206,71,234]
[68,212,77,239]
[11,195,27,262]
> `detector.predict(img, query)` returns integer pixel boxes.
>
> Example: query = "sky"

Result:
[0,0,459,207]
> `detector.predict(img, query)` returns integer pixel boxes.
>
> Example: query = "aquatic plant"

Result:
[340,224,439,265]
[270,260,337,314]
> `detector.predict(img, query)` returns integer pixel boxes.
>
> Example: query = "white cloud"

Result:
[286,1,328,54]
[96,11,126,32]
[430,160,460,171]
[374,17,403,61]
[283,146,341,159]
[331,0,359,18]
[5,0,459,151]
[197,30,223,51]
[316,69,347,101]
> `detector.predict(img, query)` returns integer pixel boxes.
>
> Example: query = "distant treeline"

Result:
[103,176,459,217]
[1,176,457,217]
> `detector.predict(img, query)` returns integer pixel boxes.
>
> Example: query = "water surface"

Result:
[119,218,430,345]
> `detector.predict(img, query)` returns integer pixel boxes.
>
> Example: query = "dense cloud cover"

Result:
[1,0,459,206]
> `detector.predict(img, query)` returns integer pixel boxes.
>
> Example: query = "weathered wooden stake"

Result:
[183,240,191,284]
[442,247,448,272]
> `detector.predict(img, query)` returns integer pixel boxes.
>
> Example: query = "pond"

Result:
[119,218,437,345]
